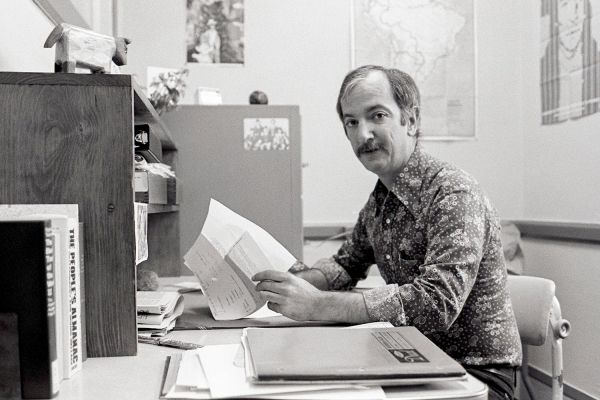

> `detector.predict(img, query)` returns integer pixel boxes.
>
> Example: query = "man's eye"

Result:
[345,120,357,128]
[373,112,387,120]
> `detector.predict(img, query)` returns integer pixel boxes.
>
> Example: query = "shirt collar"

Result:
[373,142,431,217]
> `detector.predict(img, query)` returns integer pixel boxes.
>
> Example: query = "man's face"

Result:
[558,0,585,51]
[340,71,416,184]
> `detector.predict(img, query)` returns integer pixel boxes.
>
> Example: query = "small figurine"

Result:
[44,23,131,73]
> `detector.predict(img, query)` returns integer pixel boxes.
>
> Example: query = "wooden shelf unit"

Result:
[0,72,181,357]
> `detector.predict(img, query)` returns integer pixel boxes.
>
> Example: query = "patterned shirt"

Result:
[305,145,522,366]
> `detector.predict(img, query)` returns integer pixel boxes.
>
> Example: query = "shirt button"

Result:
[385,254,391,260]
[386,218,391,224]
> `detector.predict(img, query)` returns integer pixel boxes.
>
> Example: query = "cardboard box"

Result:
[134,171,167,204]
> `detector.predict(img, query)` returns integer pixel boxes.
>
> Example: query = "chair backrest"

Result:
[506,275,556,346]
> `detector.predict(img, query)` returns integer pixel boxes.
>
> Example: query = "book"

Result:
[0,312,21,399]
[242,326,466,386]
[0,221,60,399]
[183,199,296,321]
[0,205,83,379]
[78,222,87,362]
[136,291,182,315]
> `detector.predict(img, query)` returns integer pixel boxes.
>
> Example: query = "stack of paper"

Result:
[160,343,385,399]
[137,291,184,337]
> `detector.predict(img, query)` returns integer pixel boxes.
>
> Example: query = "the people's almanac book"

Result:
[242,326,467,386]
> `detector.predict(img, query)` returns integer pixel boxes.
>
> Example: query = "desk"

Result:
[53,329,487,400]
[53,279,487,400]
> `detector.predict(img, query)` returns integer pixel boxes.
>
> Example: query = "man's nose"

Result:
[356,122,374,141]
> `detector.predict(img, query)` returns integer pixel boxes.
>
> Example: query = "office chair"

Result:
[507,275,571,400]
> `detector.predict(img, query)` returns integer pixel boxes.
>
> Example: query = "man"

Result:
[193,18,221,63]
[253,65,522,399]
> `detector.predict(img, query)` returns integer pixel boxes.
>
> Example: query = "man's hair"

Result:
[335,65,421,136]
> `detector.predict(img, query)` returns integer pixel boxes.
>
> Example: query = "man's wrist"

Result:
[314,291,371,324]
[294,269,329,290]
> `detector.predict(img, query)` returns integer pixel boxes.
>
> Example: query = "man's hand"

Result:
[252,270,323,321]
[252,270,371,324]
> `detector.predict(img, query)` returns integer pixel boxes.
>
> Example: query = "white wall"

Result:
[0,2,54,72]
[522,239,600,397]
[116,0,524,226]
[521,1,600,223]
[518,1,600,398]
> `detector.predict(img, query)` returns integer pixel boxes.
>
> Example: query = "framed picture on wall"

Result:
[540,0,600,125]
[186,0,245,66]
[351,0,477,140]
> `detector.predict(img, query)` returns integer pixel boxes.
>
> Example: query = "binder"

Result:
[243,326,466,386]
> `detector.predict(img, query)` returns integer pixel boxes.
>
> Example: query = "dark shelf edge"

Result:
[147,204,179,214]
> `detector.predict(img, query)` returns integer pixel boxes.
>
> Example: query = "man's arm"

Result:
[291,268,329,290]
[361,185,489,330]
[252,270,370,323]
[251,201,377,323]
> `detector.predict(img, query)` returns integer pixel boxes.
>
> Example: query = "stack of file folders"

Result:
[160,324,467,399]
[137,291,184,337]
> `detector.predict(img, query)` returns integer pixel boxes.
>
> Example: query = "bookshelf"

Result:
[0,72,181,357]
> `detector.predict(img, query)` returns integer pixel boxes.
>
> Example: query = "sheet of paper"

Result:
[244,304,280,319]
[198,344,367,399]
[134,202,148,264]
[184,233,262,320]
[201,199,296,271]
[177,350,209,390]
[164,389,210,399]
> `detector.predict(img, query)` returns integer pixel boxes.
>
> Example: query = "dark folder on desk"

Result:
[244,326,466,385]
[174,290,341,329]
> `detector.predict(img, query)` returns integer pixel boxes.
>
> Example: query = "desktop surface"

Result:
[52,277,487,400]
[54,331,487,400]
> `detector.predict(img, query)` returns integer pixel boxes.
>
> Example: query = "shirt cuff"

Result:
[362,285,407,326]
[311,257,353,290]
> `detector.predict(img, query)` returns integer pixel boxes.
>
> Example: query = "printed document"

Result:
[184,199,296,320]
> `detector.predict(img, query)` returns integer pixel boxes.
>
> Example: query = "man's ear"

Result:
[410,106,420,127]
[408,107,419,135]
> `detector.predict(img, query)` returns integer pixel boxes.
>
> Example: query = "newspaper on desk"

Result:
[183,199,296,320]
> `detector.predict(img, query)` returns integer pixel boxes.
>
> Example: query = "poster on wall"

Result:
[243,118,290,151]
[352,0,476,140]
[540,0,600,125]
[186,0,245,65]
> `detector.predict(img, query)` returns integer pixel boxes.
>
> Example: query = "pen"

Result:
[138,336,204,350]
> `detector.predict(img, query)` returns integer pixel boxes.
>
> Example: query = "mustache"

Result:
[357,140,381,155]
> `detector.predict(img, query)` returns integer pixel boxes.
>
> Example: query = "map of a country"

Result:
[354,0,475,138]
[363,0,466,83]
